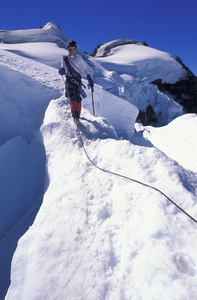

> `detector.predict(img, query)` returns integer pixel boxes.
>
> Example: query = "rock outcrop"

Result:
[90,38,148,57]
[152,56,197,113]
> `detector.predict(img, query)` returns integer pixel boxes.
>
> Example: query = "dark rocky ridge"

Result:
[90,38,148,57]
[152,56,197,113]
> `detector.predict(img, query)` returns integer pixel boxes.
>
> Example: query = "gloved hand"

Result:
[59,68,65,75]
[86,75,94,89]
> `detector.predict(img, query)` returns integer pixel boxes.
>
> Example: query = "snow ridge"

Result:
[6,98,197,300]
[0,22,68,47]
[0,24,197,300]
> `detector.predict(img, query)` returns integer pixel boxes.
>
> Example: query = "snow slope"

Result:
[89,42,187,125]
[92,43,186,83]
[6,99,197,300]
[0,24,196,300]
[0,44,138,299]
[141,114,197,173]
[0,48,63,299]
[0,22,68,47]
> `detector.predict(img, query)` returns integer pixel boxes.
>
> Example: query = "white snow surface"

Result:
[92,43,186,84]
[89,42,187,125]
[0,24,196,300]
[0,22,68,47]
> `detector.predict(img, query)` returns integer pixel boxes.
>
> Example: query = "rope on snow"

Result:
[75,123,197,225]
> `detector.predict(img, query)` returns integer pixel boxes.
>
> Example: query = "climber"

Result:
[58,40,94,122]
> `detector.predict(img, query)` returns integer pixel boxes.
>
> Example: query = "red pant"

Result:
[69,100,81,119]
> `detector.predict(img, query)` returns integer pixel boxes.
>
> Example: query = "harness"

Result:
[63,55,81,86]
[63,55,87,99]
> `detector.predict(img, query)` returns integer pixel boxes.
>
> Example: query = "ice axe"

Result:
[91,87,95,116]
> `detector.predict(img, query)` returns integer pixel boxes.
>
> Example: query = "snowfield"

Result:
[92,43,186,83]
[0,22,197,300]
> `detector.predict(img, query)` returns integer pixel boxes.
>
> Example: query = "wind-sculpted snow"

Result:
[92,43,186,84]
[0,65,60,145]
[0,47,138,299]
[6,99,197,300]
[0,26,197,300]
[94,38,146,57]
[83,84,139,139]
[88,43,188,125]
[141,113,197,173]
[0,22,68,48]
[0,42,66,68]
[0,50,62,298]
[0,48,65,83]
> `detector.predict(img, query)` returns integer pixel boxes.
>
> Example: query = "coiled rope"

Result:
[76,123,197,224]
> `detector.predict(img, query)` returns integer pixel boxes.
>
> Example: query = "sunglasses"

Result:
[68,48,76,51]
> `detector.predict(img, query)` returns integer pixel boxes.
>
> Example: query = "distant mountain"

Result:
[90,38,148,57]
[1,23,197,300]
[152,55,197,114]
[0,22,68,47]
[90,39,197,117]
[1,23,196,120]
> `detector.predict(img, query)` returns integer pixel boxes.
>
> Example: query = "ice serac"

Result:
[0,22,68,47]
[1,23,197,300]
[92,38,148,57]
[88,39,197,125]
[83,84,139,140]
[0,50,62,299]
[91,38,197,115]
[5,99,197,300]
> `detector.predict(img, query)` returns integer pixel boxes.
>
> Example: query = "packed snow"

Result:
[0,22,68,48]
[0,23,197,300]
[92,43,186,84]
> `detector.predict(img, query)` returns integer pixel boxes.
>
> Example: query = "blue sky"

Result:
[1,0,197,75]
